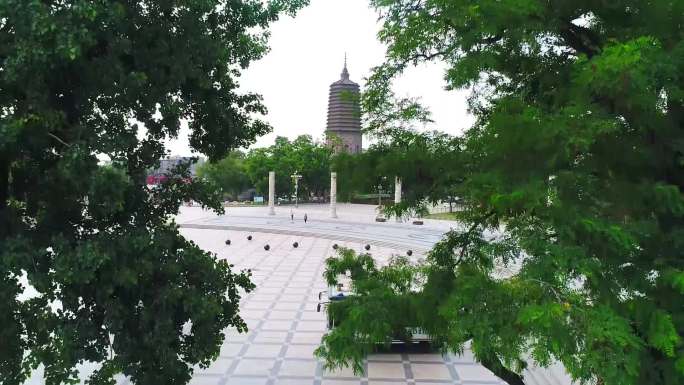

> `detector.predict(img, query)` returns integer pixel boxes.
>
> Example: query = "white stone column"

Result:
[268,171,275,215]
[394,176,402,222]
[330,172,338,218]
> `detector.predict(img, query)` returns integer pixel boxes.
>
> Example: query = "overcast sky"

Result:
[166,0,473,156]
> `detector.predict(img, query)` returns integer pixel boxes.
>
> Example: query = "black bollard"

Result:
[225,239,231,245]
[406,250,413,256]
[332,244,338,250]
[364,244,371,251]
[264,244,270,251]
[293,242,299,248]
[247,235,252,241]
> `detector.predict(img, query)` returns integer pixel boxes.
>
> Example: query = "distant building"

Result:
[325,57,362,154]
[146,156,204,185]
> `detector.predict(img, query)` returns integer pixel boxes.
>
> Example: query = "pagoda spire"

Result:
[341,53,349,80]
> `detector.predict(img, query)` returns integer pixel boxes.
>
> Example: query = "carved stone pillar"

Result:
[394,176,402,222]
[268,171,275,215]
[330,172,338,218]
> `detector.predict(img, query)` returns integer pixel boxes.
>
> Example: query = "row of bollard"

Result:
[332,243,413,256]
[225,235,300,250]
[225,236,413,256]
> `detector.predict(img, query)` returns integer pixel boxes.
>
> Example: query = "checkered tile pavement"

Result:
[179,229,506,385]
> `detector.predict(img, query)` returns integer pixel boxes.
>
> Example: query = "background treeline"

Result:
[199,131,463,207]
[197,135,332,201]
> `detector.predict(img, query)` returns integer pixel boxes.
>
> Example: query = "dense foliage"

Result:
[196,151,251,201]
[317,247,427,374]
[0,1,306,384]
[244,135,332,200]
[333,130,463,214]
[317,1,684,385]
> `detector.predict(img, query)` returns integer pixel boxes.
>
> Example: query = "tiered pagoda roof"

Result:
[326,59,361,133]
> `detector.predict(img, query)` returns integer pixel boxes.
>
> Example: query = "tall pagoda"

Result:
[325,57,362,154]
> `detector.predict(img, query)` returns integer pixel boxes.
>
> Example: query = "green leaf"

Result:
[648,311,681,357]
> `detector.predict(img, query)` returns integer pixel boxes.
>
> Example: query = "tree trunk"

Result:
[0,154,9,238]
[479,353,526,385]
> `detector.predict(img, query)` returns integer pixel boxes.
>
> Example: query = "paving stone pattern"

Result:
[177,228,505,385]
[24,205,559,385]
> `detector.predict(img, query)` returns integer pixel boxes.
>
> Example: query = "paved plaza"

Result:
[172,204,504,385]
[25,204,567,385]
[177,204,457,253]
[180,227,503,385]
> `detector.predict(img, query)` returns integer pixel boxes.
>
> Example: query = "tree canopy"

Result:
[333,129,463,214]
[196,151,250,201]
[0,1,306,384]
[317,1,684,385]
[244,135,332,200]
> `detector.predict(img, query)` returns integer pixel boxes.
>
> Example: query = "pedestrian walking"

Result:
[304,213,308,224]
[290,209,294,223]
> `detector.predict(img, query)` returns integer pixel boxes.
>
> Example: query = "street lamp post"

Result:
[291,171,302,208]
[377,183,383,207]
[377,176,387,208]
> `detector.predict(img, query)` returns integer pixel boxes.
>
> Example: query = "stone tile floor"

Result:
[24,205,569,385]
[181,228,505,385]
[23,222,504,385]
